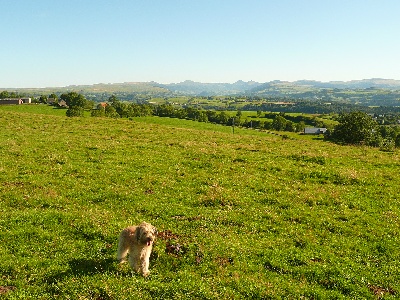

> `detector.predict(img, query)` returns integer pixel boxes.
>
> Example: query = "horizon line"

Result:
[1,77,400,90]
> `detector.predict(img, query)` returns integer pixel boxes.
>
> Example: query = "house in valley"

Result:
[304,127,327,135]
[0,98,24,105]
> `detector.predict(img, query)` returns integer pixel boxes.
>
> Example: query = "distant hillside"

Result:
[293,78,400,89]
[159,78,400,96]
[2,82,169,96]
[2,79,400,102]
[158,80,262,96]
[248,79,400,95]
[66,82,169,94]
[245,79,400,106]
[0,82,171,102]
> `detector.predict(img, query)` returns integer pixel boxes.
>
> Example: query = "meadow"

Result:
[0,105,399,299]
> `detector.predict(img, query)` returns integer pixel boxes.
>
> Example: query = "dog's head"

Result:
[135,222,157,246]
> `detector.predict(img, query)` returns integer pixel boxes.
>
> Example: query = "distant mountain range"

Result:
[158,78,400,96]
[3,78,400,98]
[156,80,261,96]
[285,78,400,89]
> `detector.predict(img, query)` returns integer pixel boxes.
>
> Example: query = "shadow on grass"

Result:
[311,136,325,141]
[44,257,117,285]
[68,257,117,275]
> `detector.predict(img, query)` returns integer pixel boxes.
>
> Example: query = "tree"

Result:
[184,107,199,120]
[174,107,187,119]
[10,92,18,98]
[60,92,88,108]
[140,104,154,116]
[39,95,48,104]
[48,93,58,99]
[91,105,105,117]
[217,111,230,124]
[60,92,90,117]
[84,99,95,110]
[71,94,87,108]
[105,105,120,118]
[108,95,118,102]
[198,111,208,122]
[272,115,287,131]
[109,95,132,117]
[206,110,218,123]
[0,91,10,99]
[329,111,378,145]
[396,135,400,148]
[285,120,296,132]
[297,121,306,133]
[379,126,397,140]
[155,104,175,117]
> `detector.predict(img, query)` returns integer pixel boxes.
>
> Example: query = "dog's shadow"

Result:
[44,257,118,284]
[45,251,161,284]
[68,257,117,275]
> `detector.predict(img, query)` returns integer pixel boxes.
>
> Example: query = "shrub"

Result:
[66,107,84,117]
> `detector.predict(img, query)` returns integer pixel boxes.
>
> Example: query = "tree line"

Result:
[0,91,23,99]
[86,96,312,133]
[241,100,400,116]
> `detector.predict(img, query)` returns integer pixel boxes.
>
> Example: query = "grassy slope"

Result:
[0,104,68,116]
[0,106,399,299]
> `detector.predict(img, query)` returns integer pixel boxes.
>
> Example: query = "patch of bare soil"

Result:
[0,286,16,295]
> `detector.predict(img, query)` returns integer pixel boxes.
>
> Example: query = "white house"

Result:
[304,127,327,135]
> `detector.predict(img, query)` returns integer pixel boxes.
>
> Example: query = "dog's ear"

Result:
[153,226,158,236]
[135,226,143,242]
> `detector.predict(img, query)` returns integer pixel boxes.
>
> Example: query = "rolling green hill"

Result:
[0,106,399,299]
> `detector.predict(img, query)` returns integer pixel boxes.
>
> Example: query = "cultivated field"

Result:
[0,105,399,299]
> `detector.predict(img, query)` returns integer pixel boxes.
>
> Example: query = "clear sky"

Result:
[1,0,400,88]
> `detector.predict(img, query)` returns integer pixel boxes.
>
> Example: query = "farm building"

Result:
[58,100,68,108]
[0,98,31,105]
[21,98,31,103]
[304,127,327,135]
[47,98,56,104]
[0,98,24,105]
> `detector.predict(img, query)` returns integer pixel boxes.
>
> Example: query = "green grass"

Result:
[0,104,68,116]
[0,106,399,299]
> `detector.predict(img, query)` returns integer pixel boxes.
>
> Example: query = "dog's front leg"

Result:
[128,254,141,274]
[141,254,150,277]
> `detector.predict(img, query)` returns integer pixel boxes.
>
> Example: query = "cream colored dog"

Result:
[117,222,157,276]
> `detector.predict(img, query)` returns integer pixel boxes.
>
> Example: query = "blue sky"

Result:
[1,0,400,88]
